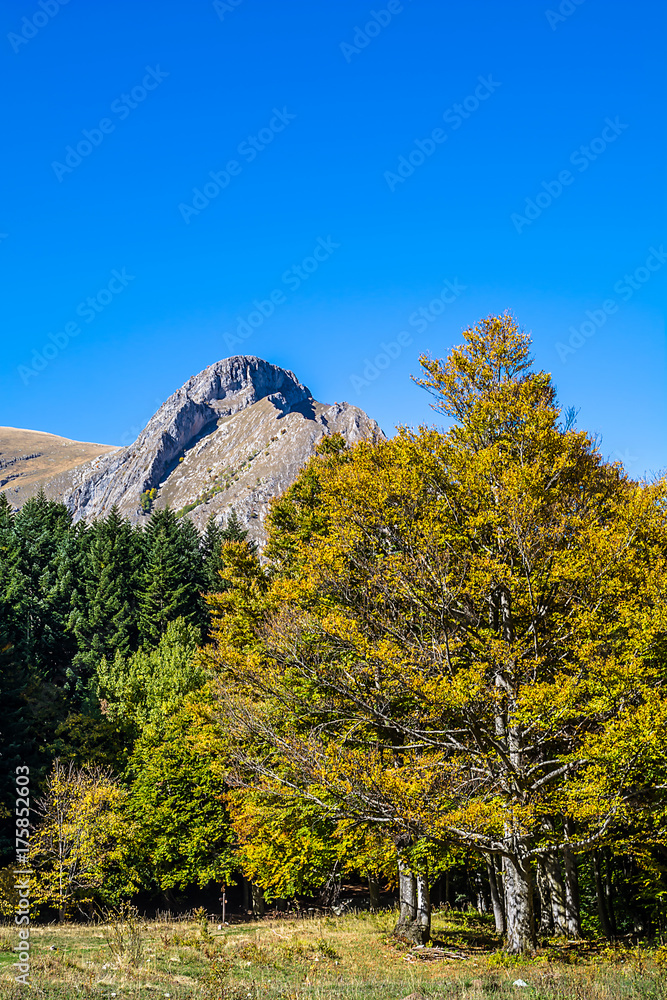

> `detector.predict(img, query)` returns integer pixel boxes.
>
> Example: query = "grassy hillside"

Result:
[0,426,117,505]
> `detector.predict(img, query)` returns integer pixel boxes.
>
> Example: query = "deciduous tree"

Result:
[30,761,135,918]
[205,315,667,953]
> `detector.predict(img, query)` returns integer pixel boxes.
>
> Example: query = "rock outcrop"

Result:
[53,356,382,541]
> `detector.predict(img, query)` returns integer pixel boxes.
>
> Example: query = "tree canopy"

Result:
[202,315,667,951]
[4,315,666,954]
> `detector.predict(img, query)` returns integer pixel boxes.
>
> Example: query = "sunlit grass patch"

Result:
[0,910,665,999]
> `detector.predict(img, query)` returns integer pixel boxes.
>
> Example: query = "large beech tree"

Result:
[204,315,667,953]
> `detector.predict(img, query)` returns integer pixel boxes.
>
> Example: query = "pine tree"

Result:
[0,491,13,532]
[0,491,66,862]
[54,522,92,700]
[74,506,140,683]
[201,510,256,593]
[0,492,17,628]
[178,516,207,593]
[138,508,206,644]
[201,516,225,592]
[0,615,31,860]
[221,508,250,544]
[9,490,75,683]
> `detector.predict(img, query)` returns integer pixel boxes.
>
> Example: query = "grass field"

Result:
[0,908,665,999]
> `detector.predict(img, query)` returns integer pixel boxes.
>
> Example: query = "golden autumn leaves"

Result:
[201,314,667,951]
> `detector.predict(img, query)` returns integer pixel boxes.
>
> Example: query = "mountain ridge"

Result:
[2,356,382,543]
[0,427,117,499]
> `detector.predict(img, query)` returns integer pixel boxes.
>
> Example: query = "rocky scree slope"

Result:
[59,356,382,541]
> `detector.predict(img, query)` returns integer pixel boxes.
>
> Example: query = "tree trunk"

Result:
[603,849,617,937]
[503,852,536,955]
[562,819,581,938]
[396,854,416,927]
[368,874,380,912]
[475,872,488,914]
[540,818,567,935]
[493,591,534,955]
[594,852,612,939]
[487,855,505,935]
[593,851,612,940]
[251,883,265,917]
[543,852,567,934]
[394,855,429,943]
[416,874,431,942]
[242,875,250,914]
[536,861,553,936]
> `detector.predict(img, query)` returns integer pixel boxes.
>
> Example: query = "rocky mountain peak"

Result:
[51,356,382,540]
[133,356,311,456]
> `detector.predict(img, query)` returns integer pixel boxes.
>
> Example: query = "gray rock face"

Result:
[59,356,382,539]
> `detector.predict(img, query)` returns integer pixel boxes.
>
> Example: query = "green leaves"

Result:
[96,616,205,729]
[124,696,236,890]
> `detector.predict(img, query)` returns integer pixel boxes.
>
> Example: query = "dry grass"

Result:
[0,908,665,999]
[0,425,116,505]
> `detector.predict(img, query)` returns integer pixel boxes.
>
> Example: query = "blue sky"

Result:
[1,0,665,477]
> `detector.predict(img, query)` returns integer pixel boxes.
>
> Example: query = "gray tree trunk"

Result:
[540,816,567,935]
[394,855,429,944]
[493,591,534,954]
[503,851,536,955]
[416,874,431,942]
[536,861,553,936]
[251,883,265,917]
[475,872,488,914]
[396,854,416,929]
[543,852,567,934]
[562,819,581,938]
[487,855,505,935]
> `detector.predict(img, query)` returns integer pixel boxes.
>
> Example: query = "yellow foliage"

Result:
[205,313,667,896]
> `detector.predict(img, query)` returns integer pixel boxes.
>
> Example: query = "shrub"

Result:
[103,902,144,968]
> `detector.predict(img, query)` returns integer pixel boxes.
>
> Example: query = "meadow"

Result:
[1,908,666,1000]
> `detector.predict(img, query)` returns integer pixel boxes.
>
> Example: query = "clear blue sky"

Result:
[1,0,665,477]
